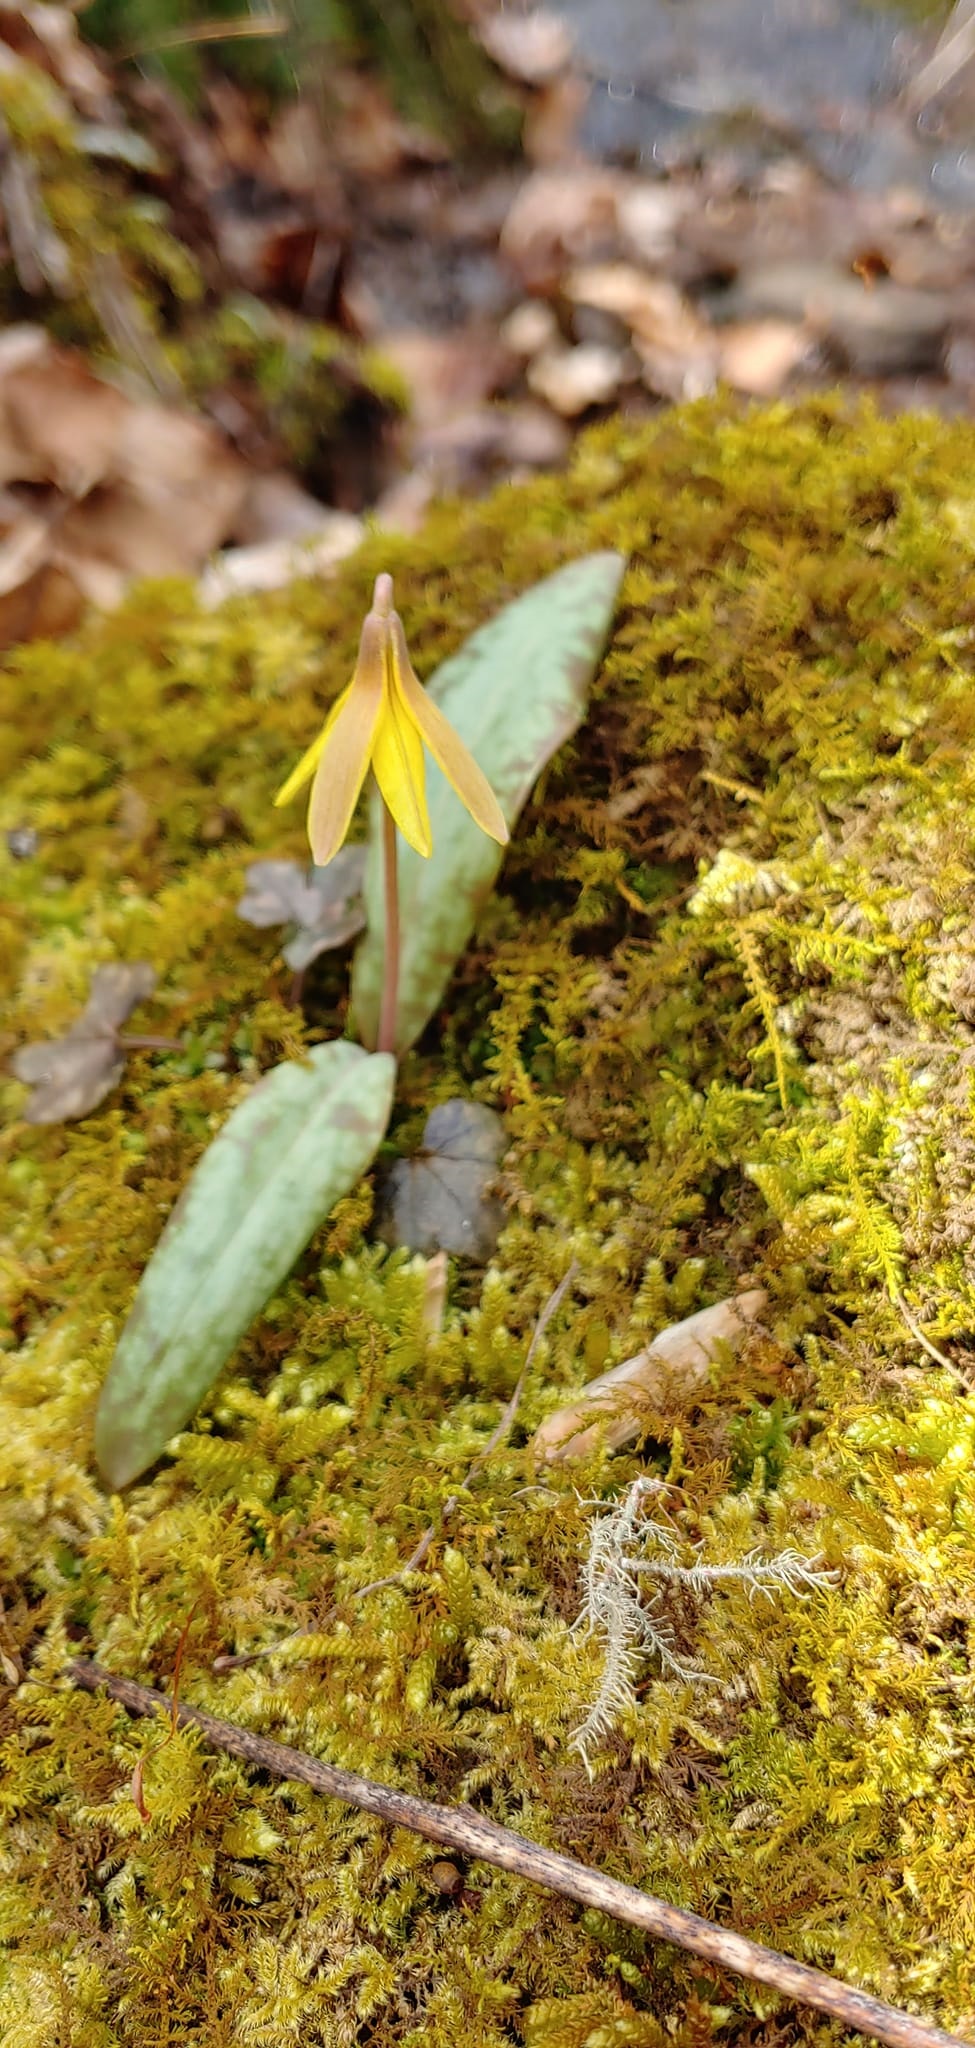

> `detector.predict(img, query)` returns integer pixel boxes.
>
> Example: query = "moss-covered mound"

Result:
[4,396,975,2047]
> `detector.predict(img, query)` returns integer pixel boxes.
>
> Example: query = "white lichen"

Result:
[572,1477,835,1767]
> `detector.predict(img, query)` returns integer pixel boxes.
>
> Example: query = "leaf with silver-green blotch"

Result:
[94,1040,395,1489]
[351,550,626,1054]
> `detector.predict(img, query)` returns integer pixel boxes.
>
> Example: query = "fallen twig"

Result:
[67,1656,968,2048]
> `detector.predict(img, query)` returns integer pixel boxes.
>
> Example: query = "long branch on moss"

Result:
[67,1657,970,2048]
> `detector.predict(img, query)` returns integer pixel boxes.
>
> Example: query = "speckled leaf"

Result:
[94,1041,395,1489]
[351,551,626,1053]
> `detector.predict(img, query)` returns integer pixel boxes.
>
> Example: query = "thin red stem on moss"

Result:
[67,1657,969,2048]
[377,798,400,1057]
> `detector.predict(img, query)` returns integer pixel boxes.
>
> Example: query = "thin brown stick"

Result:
[212,1263,580,1672]
[117,1035,184,1053]
[67,1656,968,2048]
[377,801,400,1058]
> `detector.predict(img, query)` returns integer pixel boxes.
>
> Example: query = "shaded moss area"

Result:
[4,396,975,2044]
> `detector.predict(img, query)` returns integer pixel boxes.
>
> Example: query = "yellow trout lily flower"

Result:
[275,573,509,866]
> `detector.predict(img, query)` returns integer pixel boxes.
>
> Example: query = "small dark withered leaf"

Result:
[10,962,156,1124]
[379,1099,506,1260]
[237,849,366,971]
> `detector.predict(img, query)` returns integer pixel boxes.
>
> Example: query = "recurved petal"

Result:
[371,669,432,857]
[273,685,350,808]
[307,618,387,864]
[389,616,509,848]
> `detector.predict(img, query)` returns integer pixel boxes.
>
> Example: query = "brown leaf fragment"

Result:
[0,327,127,494]
[0,328,247,640]
[478,10,572,84]
[130,1755,151,1824]
[198,515,363,608]
[0,1,114,117]
[527,342,628,414]
[718,318,810,396]
[533,1290,769,1463]
[500,299,560,357]
[10,962,157,1124]
[500,168,626,289]
[566,264,717,400]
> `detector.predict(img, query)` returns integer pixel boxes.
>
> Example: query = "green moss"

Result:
[4,395,975,2043]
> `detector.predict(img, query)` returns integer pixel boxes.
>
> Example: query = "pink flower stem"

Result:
[377,798,400,1057]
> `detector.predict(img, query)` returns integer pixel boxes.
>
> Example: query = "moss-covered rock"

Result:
[4,395,975,2045]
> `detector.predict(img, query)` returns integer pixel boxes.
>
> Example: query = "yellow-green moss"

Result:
[4,395,975,2045]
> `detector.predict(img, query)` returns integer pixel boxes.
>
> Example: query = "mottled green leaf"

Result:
[94,1041,395,1489]
[351,551,626,1053]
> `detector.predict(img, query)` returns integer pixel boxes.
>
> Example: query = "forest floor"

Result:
[3,0,975,647]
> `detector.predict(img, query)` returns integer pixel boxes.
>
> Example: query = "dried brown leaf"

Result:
[566,264,717,400]
[478,10,572,84]
[198,515,363,608]
[718,318,810,396]
[527,342,627,414]
[0,1,113,117]
[0,329,247,635]
[534,1290,769,1463]
[500,168,625,289]
[378,1100,507,1260]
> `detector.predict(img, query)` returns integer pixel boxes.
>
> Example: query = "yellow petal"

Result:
[371,660,432,858]
[307,617,387,864]
[389,616,509,847]
[273,685,351,808]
